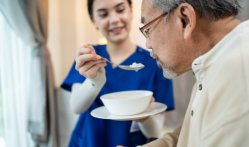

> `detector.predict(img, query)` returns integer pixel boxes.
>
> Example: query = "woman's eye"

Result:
[99,13,108,18]
[117,8,125,13]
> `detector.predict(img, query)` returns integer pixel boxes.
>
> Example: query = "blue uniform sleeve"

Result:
[61,61,86,92]
[153,67,175,110]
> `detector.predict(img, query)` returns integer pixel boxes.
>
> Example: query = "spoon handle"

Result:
[101,57,118,67]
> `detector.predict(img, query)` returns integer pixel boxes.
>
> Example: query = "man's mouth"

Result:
[150,51,162,68]
[150,51,158,60]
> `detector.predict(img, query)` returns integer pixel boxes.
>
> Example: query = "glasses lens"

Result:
[140,12,168,38]
[144,28,150,37]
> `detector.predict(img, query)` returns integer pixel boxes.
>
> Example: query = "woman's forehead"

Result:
[93,0,127,10]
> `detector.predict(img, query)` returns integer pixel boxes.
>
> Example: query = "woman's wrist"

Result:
[89,67,106,87]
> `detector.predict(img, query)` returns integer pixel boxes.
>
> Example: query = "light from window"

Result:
[0,138,6,147]
[0,11,6,147]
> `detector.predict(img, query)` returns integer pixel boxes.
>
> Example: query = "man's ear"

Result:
[176,3,196,39]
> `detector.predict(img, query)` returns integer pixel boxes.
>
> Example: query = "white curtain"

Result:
[0,12,35,147]
[0,0,57,146]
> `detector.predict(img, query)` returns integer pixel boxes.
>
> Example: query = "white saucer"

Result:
[90,102,167,121]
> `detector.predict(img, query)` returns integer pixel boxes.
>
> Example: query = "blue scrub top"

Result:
[61,45,174,147]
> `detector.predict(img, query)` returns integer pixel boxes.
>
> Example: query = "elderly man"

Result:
[136,0,249,146]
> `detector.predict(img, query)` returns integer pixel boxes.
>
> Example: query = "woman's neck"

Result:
[106,38,136,64]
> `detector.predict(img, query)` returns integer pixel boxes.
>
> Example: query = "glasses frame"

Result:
[139,12,168,38]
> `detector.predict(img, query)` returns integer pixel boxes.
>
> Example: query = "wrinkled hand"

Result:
[75,44,107,79]
[134,97,155,122]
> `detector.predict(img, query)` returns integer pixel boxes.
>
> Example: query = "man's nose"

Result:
[146,38,152,49]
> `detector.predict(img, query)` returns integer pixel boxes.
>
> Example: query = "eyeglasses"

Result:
[139,12,168,38]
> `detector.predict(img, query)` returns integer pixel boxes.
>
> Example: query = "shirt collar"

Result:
[192,20,249,81]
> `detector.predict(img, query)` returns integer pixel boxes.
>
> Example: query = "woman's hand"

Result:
[75,44,107,79]
[134,97,155,122]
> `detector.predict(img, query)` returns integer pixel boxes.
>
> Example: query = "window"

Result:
[0,11,6,147]
[0,86,5,147]
[0,9,36,146]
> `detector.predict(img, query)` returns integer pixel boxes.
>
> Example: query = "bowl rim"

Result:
[100,90,153,100]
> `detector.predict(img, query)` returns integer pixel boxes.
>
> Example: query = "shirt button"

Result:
[192,71,195,76]
[191,110,194,116]
[199,84,203,91]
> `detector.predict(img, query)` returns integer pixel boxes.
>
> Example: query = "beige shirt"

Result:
[140,20,249,147]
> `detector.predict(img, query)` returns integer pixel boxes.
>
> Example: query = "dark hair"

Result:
[153,0,240,21]
[87,0,132,21]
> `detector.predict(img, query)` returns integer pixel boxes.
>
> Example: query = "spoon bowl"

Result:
[103,58,144,71]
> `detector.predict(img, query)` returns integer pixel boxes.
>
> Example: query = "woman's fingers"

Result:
[82,59,106,72]
[87,62,107,79]
[151,96,155,103]
[134,97,155,122]
[75,54,101,70]
[79,62,107,79]
[76,44,96,58]
[75,44,107,78]
[78,59,106,76]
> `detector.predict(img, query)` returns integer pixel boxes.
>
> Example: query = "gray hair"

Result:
[152,0,241,21]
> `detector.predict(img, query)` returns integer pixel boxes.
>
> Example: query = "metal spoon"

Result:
[102,58,144,71]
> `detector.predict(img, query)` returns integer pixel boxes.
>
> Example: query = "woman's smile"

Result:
[109,26,125,35]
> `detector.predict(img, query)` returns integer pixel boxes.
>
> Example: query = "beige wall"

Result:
[47,0,145,87]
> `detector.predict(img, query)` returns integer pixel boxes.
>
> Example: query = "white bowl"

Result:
[100,90,153,116]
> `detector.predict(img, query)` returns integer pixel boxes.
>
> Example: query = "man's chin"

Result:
[156,59,178,79]
[162,66,178,79]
